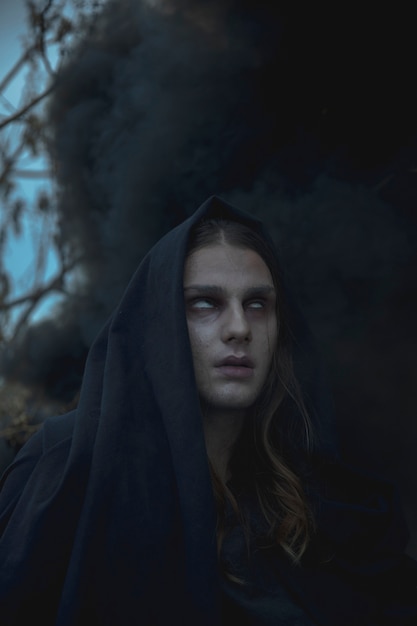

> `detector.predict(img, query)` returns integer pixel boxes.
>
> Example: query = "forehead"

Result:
[183,243,274,287]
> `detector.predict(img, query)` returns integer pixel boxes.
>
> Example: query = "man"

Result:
[1,196,416,625]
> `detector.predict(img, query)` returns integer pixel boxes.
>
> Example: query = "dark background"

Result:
[2,1,417,555]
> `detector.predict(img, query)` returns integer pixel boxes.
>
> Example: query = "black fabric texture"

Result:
[0,196,416,625]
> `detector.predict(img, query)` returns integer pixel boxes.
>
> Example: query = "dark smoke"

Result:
[2,0,417,553]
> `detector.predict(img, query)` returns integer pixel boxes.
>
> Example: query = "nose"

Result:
[221,302,252,343]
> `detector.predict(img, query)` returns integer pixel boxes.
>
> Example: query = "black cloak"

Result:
[0,196,416,625]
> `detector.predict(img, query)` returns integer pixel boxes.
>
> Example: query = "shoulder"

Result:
[0,411,76,528]
[2,410,76,478]
[41,410,76,449]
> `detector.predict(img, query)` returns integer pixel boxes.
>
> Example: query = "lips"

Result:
[217,355,254,367]
[215,355,254,379]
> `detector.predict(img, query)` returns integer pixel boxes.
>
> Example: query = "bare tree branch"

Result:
[0,84,56,131]
[40,48,56,78]
[0,50,33,95]
[0,34,58,95]
[0,0,103,344]
[0,262,77,312]
[12,169,53,179]
[0,136,27,189]
[2,256,82,341]
[34,0,57,77]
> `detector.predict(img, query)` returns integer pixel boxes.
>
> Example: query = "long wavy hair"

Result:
[186,217,315,570]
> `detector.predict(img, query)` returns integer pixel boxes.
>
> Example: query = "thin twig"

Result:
[0,35,57,94]
[0,136,28,187]
[1,271,66,311]
[13,169,53,179]
[0,50,32,95]
[0,83,56,131]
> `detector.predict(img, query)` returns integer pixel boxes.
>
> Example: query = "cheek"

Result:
[187,323,210,364]
[187,328,213,393]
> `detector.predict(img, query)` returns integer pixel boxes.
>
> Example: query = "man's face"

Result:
[184,242,277,418]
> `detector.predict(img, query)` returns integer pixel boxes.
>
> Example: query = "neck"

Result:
[202,408,245,483]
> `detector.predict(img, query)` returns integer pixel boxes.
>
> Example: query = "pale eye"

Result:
[192,298,216,309]
[247,300,265,309]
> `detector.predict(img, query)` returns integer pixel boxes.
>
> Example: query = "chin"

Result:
[203,393,259,414]
[197,379,265,415]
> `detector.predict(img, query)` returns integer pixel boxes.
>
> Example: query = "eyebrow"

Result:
[183,285,275,296]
